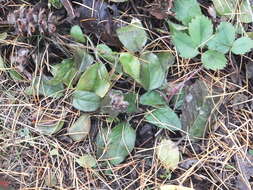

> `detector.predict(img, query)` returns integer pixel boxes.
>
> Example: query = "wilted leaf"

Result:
[173,0,202,25]
[140,52,165,90]
[96,122,136,165]
[76,63,110,97]
[156,139,180,171]
[45,171,57,187]
[181,80,216,141]
[145,107,182,131]
[238,0,253,23]
[119,53,141,83]
[235,150,253,190]
[76,154,97,168]
[246,63,253,79]
[231,37,253,55]
[188,15,213,47]
[25,75,64,98]
[35,108,66,135]
[201,50,227,70]
[70,25,86,43]
[72,90,101,112]
[50,149,59,156]
[140,91,167,107]
[68,114,91,141]
[100,90,131,116]
[172,32,199,59]
[116,18,147,52]
[207,22,235,54]
[160,184,195,190]
[212,0,236,16]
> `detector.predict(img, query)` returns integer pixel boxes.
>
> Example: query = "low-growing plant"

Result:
[169,0,253,70]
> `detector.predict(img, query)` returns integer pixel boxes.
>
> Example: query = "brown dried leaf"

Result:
[75,0,122,47]
[235,150,253,190]
[149,0,174,19]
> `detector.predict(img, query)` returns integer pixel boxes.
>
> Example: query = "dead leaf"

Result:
[181,80,218,141]
[235,150,253,190]
[75,0,122,47]
[148,0,174,19]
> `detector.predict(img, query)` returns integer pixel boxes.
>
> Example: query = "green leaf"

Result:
[140,52,165,90]
[0,56,25,80]
[48,59,77,86]
[173,0,202,25]
[49,0,62,9]
[68,114,91,141]
[212,0,236,16]
[170,88,186,110]
[74,48,94,73]
[0,32,7,41]
[166,20,188,34]
[188,15,213,47]
[145,107,182,131]
[95,127,110,157]
[119,53,141,82]
[76,154,97,168]
[76,64,97,91]
[172,32,199,59]
[72,90,101,112]
[116,18,147,52]
[238,0,253,23]
[207,22,235,54]
[231,37,253,55]
[0,55,4,69]
[248,149,253,155]
[156,52,175,70]
[106,122,136,165]
[181,80,216,141]
[140,91,167,107]
[156,139,180,171]
[97,44,118,63]
[8,70,24,81]
[202,50,227,70]
[25,76,64,98]
[70,25,86,43]
[76,63,110,97]
[124,92,138,113]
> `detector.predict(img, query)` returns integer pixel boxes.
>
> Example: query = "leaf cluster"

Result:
[170,0,253,70]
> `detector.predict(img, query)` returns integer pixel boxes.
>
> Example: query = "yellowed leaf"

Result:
[156,139,180,170]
